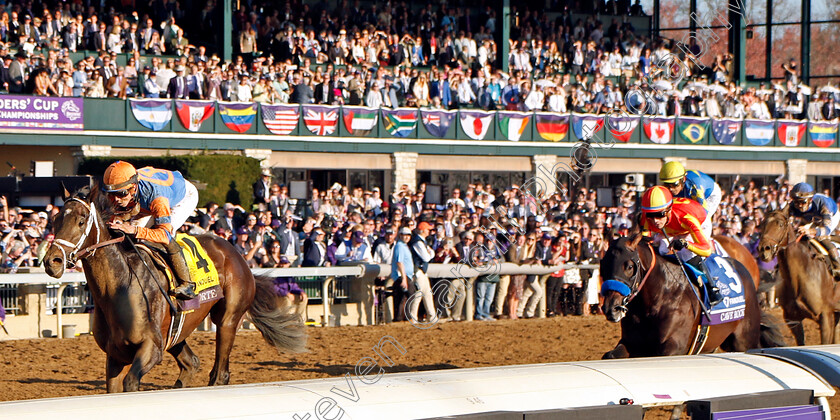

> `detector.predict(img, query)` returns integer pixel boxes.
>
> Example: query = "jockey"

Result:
[640,186,722,305]
[659,161,722,238]
[789,182,840,278]
[102,161,199,299]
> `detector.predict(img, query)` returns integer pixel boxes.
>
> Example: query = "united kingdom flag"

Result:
[303,106,339,136]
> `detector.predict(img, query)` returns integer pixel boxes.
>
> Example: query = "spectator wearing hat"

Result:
[213,203,243,232]
[406,221,438,324]
[344,230,372,262]
[8,51,26,93]
[141,66,161,98]
[253,168,272,209]
[233,225,262,268]
[166,65,189,99]
[392,226,414,322]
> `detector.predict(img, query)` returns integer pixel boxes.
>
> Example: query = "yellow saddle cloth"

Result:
[169,233,221,293]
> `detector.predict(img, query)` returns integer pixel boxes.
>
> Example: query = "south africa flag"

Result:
[382,108,417,137]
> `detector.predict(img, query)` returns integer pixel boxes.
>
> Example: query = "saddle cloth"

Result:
[700,254,746,326]
[139,233,223,312]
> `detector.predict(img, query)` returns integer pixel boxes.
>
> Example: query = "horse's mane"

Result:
[70,180,117,223]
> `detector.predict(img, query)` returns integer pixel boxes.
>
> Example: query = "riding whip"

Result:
[660,229,712,322]
[0,321,7,335]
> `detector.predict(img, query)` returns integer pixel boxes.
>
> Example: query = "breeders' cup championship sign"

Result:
[0,95,83,130]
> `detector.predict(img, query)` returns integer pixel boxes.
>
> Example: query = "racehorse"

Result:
[757,208,840,345]
[601,233,785,358]
[43,184,307,392]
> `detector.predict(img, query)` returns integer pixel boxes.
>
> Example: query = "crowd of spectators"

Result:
[1,0,831,121]
[0,167,809,321]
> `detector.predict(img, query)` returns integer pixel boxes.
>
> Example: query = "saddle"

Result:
[135,235,223,312]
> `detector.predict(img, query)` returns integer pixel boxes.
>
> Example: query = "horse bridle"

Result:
[50,198,103,266]
[605,242,657,312]
[762,213,795,257]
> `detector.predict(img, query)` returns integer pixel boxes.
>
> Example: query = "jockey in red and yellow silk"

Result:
[102,161,198,299]
[640,186,722,304]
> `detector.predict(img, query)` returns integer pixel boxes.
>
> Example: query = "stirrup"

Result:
[171,282,197,299]
[708,287,723,307]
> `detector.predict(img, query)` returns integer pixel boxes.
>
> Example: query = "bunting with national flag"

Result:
[459,110,494,140]
[808,121,838,148]
[342,106,378,136]
[218,102,257,133]
[778,120,806,147]
[676,116,709,144]
[535,113,569,142]
[497,111,531,141]
[261,103,300,135]
[303,105,339,136]
[571,114,604,140]
[712,118,741,145]
[129,99,172,131]
[744,119,775,146]
[606,114,639,142]
[175,100,214,132]
[643,116,674,144]
[382,108,417,137]
[421,110,456,138]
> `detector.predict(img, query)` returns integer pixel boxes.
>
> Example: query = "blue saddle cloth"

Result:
[664,253,746,326]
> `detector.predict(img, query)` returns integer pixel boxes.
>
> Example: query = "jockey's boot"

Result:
[819,238,840,280]
[165,238,198,300]
[687,255,722,307]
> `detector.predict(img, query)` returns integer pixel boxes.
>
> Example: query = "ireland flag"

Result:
[342,106,378,136]
[497,111,530,141]
[459,110,494,140]
[382,108,417,137]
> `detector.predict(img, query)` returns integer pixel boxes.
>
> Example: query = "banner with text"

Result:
[0,95,83,130]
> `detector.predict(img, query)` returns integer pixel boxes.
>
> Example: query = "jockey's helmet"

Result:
[103,161,138,193]
[659,161,686,184]
[642,185,673,214]
[791,182,815,211]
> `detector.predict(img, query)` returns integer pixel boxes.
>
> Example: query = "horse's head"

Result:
[600,233,645,323]
[44,183,102,278]
[757,209,791,262]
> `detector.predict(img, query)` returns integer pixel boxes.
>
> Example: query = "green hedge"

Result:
[79,155,261,209]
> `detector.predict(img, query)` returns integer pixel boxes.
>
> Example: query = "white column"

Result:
[531,154,559,197]
[243,149,273,169]
[786,159,808,185]
[392,152,418,193]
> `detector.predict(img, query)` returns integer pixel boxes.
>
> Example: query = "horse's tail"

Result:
[759,311,787,348]
[248,275,308,354]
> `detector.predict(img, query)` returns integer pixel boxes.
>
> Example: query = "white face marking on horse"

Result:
[65,208,73,215]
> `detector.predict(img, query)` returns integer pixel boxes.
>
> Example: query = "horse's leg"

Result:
[819,311,835,345]
[208,304,246,386]
[602,343,630,359]
[123,340,163,392]
[168,340,201,388]
[788,319,806,346]
[106,356,129,393]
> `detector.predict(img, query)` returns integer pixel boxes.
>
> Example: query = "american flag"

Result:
[303,108,338,136]
[262,105,299,135]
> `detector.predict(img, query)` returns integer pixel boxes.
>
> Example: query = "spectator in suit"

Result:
[0,55,11,92]
[8,51,27,93]
[290,75,314,104]
[140,18,156,54]
[268,183,289,219]
[302,228,327,267]
[19,15,40,47]
[123,22,140,53]
[278,216,302,266]
[166,65,189,99]
[89,21,106,51]
[187,63,205,99]
[107,66,128,99]
[213,203,243,233]
[252,168,272,208]
[62,22,79,51]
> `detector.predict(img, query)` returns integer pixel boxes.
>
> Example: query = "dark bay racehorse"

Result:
[43,185,307,392]
[757,209,840,344]
[601,234,785,358]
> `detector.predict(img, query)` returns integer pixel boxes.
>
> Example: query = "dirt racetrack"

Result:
[0,308,836,418]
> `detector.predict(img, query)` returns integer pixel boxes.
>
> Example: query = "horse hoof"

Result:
[174,379,185,388]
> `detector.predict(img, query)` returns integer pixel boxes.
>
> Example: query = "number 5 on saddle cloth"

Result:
[679,254,746,326]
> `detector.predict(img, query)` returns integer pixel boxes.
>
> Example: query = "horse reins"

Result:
[617,242,657,309]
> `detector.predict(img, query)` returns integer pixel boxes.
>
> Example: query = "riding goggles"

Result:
[107,189,132,198]
[646,211,669,219]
